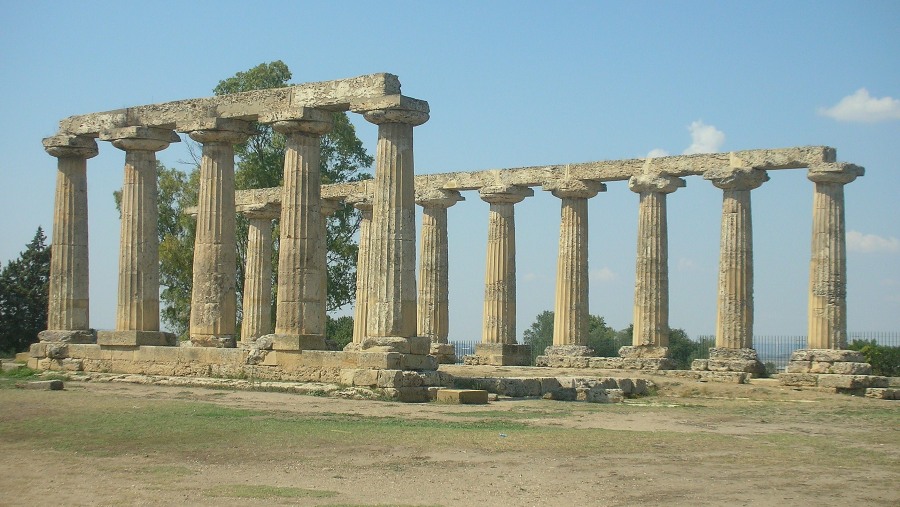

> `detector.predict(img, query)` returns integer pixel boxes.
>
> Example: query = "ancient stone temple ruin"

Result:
[30,73,882,399]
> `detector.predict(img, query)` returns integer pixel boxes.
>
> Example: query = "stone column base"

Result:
[463,343,532,366]
[38,329,96,344]
[618,345,669,358]
[780,349,884,395]
[267,333,327,351]
[534,345,594,367]
[692,347,765,376]
[430,342,457,364]
[97,330,177,347]
[190,335,237,348]
[343,336,432,355]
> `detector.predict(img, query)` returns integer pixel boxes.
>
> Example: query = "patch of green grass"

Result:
[0,366,38,379]
[205,484,337,499]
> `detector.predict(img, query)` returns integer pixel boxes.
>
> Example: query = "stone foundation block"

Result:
[789,349,865,363]
[400,353,438,371]
[18,380,64,390]
[353,352,403,370]
[269,333,327,351]
[436,389,489,404]
[817,374,888,389]
[829,362,872,375]
[381,387,430,403]
[340,368,380,387]
[706,359,765,375]
[14,352,29,363]
[408,336,432,355]
[588,357,624,369]
[619,345,668,359]
[465,343,532,366]
[691,359,709,371]
[97,330,177,347]
[621,358,675,370]
[430,343,457,364]
[543,345,594,357]
[785,361,812,373]
[543,387,577,401]
[708,347,760,361]
[38,329,96,344]
[778,373,820,387]
[535,355,590,368]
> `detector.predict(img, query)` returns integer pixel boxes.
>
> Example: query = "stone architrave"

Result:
[39,135,98,344]
[96,127,180,347]
[416,188,464,363]
[468,184,533,366]
[543,178,605,357]
[359,103,429,345]
[623,173,684,358]
[807,163,864,350]
[266,111,334,351]
[239,205,279,346]
[345,193,373,346]
[179,118,254,347]
[704,167,768,350]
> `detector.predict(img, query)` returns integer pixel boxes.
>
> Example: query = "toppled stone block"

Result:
[436,389,489,404]
[865,388,899,400]
[817,374,888,389]
[17,380,64,390]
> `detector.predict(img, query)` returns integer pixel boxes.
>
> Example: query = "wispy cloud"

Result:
[819,89,900,122]
[677,257,697,271]
[590,267,616,282]
[521,272,539,282]
[646,148,670,158]
[683,121,725,154]
[847,230,900,253]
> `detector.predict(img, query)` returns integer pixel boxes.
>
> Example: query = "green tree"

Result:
[325,315,355,351]
[119,61,373,340]
[522,310,629,364]
[667,328,703,369]
[0,228,51,354]
[523,310,555,363]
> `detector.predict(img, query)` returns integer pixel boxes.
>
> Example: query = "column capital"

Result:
[704,167,769,191]
[270,114,333,137]
[479,184,534,204]
[808,163,864,185]
[628,173,685,194]
[177,117,254,144]
[416,188,464,208]
[42,135,99,159]
[321,198,343,217]
[345,193,373,212]
[100,126,180,152]
[543,178,606,199]
[353,95,430,126]
[241,203,280,220]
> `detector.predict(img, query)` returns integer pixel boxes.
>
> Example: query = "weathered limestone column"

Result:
[345,193,373,347]
[39,135,98,344]
[807,163,864,350]
[96,127,180,347]
[239,205,279,346]
[466,184,533,366]
[265,111,333,351]
[694,167,768,375]
[622,173,684,366]
[179,118,253,347]
[359,101,429,351]
[416,188,464,363]
[541,179,605,359]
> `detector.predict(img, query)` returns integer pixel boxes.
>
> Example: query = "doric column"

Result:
[345,193,373,346]
[543,179,605,355]
[416,188,464,363]
[807,163,864,349]
[705,167,768,349]
[267,111,333,351]
[239,205,279,346]
[39,135,98,343]
[625,173,684,357]
[360,104,429,343]
[466,184,533,366]
[96,127,179,347]
[179,118,253,347]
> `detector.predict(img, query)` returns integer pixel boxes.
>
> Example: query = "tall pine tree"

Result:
[0,227,51,354]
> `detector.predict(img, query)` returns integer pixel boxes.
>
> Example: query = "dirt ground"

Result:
[0,369,898,507]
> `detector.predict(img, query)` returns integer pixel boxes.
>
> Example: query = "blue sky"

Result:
[1,1,898,342]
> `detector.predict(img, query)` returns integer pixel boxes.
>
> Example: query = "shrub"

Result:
[848,339,899,377]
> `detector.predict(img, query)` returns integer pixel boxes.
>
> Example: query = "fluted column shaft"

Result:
[185,122,252,347]
[42,135,98,332]
[347,195,373,345]
[807,164,863,349]
[103,128,178,332]
[706,168,768,349]
[629,174,684,348]
[240,210,276,344]
[480,185,533,345]
[416,189,464,344]
[363,109,429,339]
[272,118,332,339]
[545,180,604,347]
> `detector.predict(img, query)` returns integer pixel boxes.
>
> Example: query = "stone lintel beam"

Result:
[57,73,402,136]
[258,106,335,125]
[231,146,838,210]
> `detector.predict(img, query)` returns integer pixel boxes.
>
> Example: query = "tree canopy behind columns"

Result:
[0,228,50,354]
[118,61,373,340]
[522,310,627,365]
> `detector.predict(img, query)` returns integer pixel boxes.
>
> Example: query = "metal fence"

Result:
[450,332,900,370]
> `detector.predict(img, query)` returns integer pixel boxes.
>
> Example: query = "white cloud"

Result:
[818,88,900,123]
[847,230,900,253]
[677,257,697,271]
[683,121,725,154]
[646,148,670,158]
[590,267,616,282]
[521,272,539,282]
